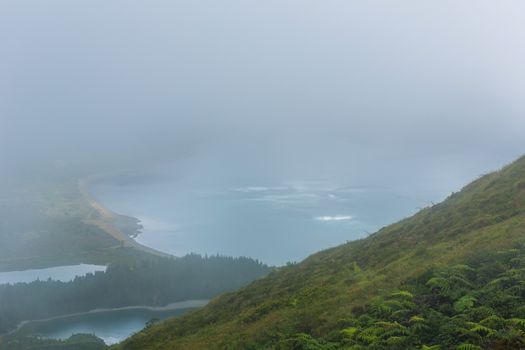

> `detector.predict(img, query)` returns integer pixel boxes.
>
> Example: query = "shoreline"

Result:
[78,175,172,258]
[4,299,209,339]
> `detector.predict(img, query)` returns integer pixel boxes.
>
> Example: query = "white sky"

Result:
[1,0,525,194]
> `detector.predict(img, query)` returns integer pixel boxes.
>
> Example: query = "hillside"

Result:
[115,155,525,349]
[0,171,165,272]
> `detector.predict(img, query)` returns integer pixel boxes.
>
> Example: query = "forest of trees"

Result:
[3,334,106,350]
[0,254,271,334]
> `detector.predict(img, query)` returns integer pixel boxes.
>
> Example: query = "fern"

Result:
[509,318,525,329]
[369,302,392,316]
[385,336,407,346]
[421,345,441,350]
[456,343,483,350]
[382,328,410,339]
[426,277,450,293]
[453,295,477,312]
[448,275,474,289]
[410,315,426,323]
[375,321,402,329]
[390,290,414,300]
[356,327,383,344]
[487,276,513,287]
[346,345,366,350]
[466,322,496,336]
[384,299,415,312]
[451,264,475,274]
[479,315,505,329]
[341,327,359,339]
[355,333,379,344]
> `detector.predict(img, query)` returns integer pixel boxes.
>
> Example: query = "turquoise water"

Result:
[92,158,431,265]
[13,300,208,345]
[0,264,106,285]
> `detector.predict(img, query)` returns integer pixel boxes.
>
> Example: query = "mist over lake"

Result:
[92,145,442,265]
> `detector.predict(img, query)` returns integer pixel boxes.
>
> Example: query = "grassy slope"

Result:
[116,155,525,349]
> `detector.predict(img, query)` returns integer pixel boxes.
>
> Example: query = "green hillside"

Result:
[115,155,525,349]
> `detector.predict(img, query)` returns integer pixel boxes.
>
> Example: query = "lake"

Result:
[11,300,208,345]
[0,264,106,285]
[92,153,435,266]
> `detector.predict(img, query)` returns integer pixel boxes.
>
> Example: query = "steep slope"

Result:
[116,155,525,349]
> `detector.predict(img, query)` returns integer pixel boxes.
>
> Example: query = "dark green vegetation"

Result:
[4,334,106,350]
[0,254,270,335]
[278,247,525,349]
[115,155,525,349]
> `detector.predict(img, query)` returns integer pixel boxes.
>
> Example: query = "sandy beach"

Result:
[78,176,171,258]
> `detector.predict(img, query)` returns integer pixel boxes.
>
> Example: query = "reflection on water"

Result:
[14,300,208,345]
[0,264,107,285]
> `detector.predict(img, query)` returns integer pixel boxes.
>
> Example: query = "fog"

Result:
[3,2,525,345]
[1,0,525,193]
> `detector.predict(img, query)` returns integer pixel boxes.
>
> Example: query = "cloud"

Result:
[1,0,524,192]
